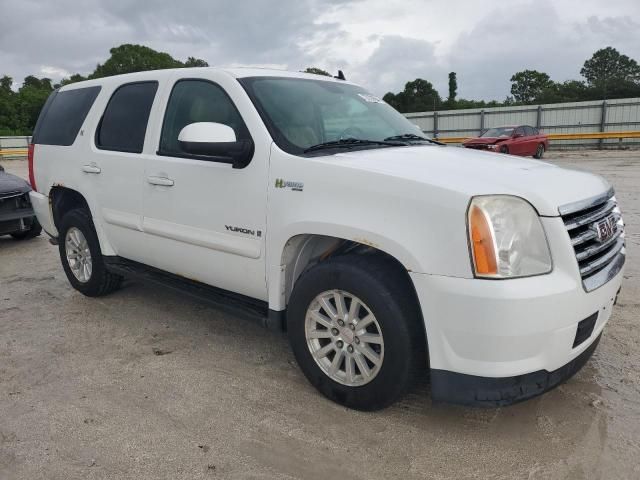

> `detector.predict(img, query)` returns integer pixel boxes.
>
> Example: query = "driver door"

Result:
[141,72,269,301]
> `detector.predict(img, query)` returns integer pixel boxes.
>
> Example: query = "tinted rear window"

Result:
[32,86,101,146]
[96,82,158,153]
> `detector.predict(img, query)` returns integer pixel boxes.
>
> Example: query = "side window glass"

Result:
[159,79,250,156]
[34,87,101,146]
[96,82,158,153]
[515,127,525,137]
[524,126,535,136]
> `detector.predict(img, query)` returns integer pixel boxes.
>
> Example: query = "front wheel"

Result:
[500,145,509,154]
[58,208,122,297]
[534,143,545,159]
[287,254,425,411]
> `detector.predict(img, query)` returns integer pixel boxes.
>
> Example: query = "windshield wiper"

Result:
[303,138,406,153]
[384,133,443,145]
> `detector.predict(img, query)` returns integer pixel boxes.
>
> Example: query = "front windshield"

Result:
[239,77,428,154]
[481,127,514,138]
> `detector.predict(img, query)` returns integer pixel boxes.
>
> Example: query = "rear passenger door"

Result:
[511,126,527,155]
[82,81,160,263]
[141,72,270,301]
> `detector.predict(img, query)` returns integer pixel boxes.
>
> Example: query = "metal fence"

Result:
[2,98,640,157]
[0,136,30,159]
[405,97,640,148]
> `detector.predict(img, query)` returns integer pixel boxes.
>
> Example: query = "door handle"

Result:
[82,164,101,174]
[147,176,174,187]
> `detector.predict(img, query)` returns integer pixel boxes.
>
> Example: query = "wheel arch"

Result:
[277,233,423,322]
[49,186,115,255]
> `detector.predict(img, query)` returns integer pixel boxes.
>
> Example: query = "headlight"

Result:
[468,195,552,278]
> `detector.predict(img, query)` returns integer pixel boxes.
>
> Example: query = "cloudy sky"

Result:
[1,0,639,100]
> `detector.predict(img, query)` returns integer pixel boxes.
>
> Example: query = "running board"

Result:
[104,256,285,331]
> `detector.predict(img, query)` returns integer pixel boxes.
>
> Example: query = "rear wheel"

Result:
[287,254,425,411]
[58,208,122,297]
[534,143,545,159]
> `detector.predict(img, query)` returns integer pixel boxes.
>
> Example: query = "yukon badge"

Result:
[225,225,262,237]
[275,178,304,192]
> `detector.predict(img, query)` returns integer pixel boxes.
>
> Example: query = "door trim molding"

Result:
[143,217,262,259]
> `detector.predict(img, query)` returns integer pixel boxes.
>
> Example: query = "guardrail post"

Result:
[536,105,542,129]
[480,110,485,134]
[433,111,439,139]
[599,100,607,150]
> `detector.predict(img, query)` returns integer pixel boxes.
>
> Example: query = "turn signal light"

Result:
[469,204,498,275]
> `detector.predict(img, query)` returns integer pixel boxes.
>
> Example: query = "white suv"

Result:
[28,68,625,410]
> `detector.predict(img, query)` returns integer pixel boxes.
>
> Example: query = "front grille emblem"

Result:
[592,215,616,243]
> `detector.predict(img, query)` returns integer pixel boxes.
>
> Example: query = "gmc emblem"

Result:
[592,215,616,243]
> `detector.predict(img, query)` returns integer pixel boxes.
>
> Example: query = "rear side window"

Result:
[32,86,101,146]
[96,82,158,153]
[524,126,535,136]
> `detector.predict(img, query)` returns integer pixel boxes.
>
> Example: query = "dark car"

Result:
[0,164,41,240]
[462,125,549,158]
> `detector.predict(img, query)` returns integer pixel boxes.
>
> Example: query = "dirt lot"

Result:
[1,150,639,480]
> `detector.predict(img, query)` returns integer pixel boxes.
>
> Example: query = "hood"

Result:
[463,137,508,145]
[0,170,31,195]
[323,145,610,216]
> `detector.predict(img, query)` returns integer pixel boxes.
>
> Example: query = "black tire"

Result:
[10,217,42,240]
[500,145,509,154]
[287,254,425,411]
[58,208,122,297]
[534,143,545,159]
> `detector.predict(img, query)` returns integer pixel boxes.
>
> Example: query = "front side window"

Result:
[96,82,158,153]
[159,79,251,157]
[239,77,431,155]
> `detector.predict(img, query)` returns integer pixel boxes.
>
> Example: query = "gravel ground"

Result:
[1,150,639,480]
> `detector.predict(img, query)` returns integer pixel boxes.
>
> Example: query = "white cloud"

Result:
[0,0,638,101]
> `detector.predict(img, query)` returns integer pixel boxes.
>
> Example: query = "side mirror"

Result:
[178,122,254,169]
[513,132,523,138]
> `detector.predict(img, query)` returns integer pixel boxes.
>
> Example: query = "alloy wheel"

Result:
[305,290,384,386]
[65,227,92,283]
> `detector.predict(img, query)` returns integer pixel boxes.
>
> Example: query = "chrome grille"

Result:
[560,188,625,292]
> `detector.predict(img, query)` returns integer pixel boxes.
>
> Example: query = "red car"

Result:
[462,125,549,159]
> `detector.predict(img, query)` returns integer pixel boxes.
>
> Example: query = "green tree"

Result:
[59,73,87,87]
[90,44,184,78]
[383,78,442,113]
[303,67,332,77]
[510,70,554,103]
[184,57,209,67]
[0,75,20,135]
[17,76,54,132]
[581,47,640,98]
[447,72,457,108]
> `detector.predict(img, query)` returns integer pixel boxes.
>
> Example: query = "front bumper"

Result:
[430,333,602,407]
[0,191,36,235]
[410,216,624,406]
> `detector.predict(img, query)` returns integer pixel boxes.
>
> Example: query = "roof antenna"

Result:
[335,70,346,81]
